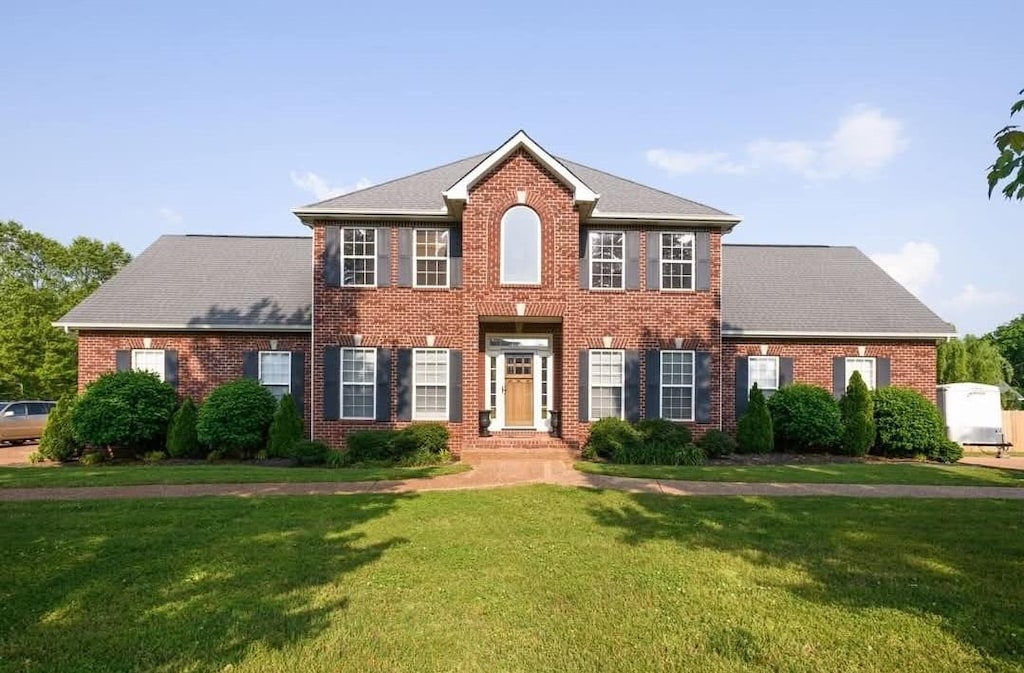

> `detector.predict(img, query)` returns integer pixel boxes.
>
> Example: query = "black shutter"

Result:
[242,351,259,380]
[448,350,463,422]
[735,357,749,417]
[832,357,846,399]
[625,231,641,290]
[164,350,179,390]
[646,231,660,291]
[323,347,340,421]
[449,227,463,288]
[779,357,794,388]
[624,350,641,421]
[324,226,341,287]
[644,350,660,418]
[116,350,131,372]
[397,229,413,287]
[695,351,712,423]
[579,229,590,289]
[375,348,392,421]
[696,231,711,291]
[376,227,391,287]
[578,350,589,421]
[876,357,891,389]
[396,348,413,421]
[290,352,305,418]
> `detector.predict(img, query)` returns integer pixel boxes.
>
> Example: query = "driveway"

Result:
[0,442,38,466]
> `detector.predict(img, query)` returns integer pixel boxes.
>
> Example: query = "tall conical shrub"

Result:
[840,371,875,456]
[166,397,201,458]
[268,394,304,458]
[737,383,774,454]
[38,394,80,462]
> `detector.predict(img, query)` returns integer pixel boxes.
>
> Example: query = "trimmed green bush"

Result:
[346,429,396,463]
[80,451,104,466]
[634,418,692,451]
[767,383,842,452]
[142,450,166,464]
[840,371,875,456]
[290,440,332,466]
[872,387,948,459]
[698,429,737,458]
[166,398,201,458]
[196,379,277,458]
[583,417,643,460]
[268,394,304,458]
[736,384,774,454]
[344,423,450,465]
[399,448,454,467]
[72,371,178,455]
[393,423,450,457]
[38,394,80,462]
[931,439,964,464]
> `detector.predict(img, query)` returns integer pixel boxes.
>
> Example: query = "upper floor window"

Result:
[590,231,624,289]
[259,351,291,401]
[500,206,541,284]
[845,357,876,390]
[415,229,449,288]
[132,349,165,381]
[342,228,376,286]
[661,232,694,290]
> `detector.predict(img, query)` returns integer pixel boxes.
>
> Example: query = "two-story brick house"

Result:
[58,131,956,453]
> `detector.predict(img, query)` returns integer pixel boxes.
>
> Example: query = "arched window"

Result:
[500,206,541,284]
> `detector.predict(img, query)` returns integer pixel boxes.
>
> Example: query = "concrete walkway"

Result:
[3,456,1024,502]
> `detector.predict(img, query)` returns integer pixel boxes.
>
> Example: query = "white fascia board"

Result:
[442,131,599,205]
[588,211,742,225]
[292,208,453,225]
[53,322,312,332]
[721,329,956,340]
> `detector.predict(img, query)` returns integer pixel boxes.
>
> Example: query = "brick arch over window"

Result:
[500,205,542,285]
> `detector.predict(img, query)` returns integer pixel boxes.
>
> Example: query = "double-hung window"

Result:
[590,349,624,419]
[132,349,165,381]
[845,357,876,390]
[660,232,695,290]
[415,229,449,287]
[342,228,376,286]
[748,356,779,394]
[259,351,291,401]
[661,351,695,421]
[413,349,449,420]
[590,231,624,289]
[340,348,376,419]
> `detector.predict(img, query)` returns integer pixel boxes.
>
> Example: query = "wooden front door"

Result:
[504,353,534,427]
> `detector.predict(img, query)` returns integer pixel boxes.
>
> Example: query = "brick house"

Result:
[57,131,956,453]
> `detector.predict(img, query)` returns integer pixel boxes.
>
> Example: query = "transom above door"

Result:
[484,335,553,432]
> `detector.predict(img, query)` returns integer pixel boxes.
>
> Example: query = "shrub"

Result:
[839,371,875,457]
[872,387,947,458]
[634,418,692,453]
[72,371,178,455]
[736,384,774,454]
[206,449,224,462]
[38,394,80,462]
[931,439,964,464]
[346,429,397,463]
[196,379,277,458]
[290,440,331,466]
[80,451,104,466]
[166,398,201,458]
[142,450,166,464]
[698,429,737,458]
[393,423,449,457]
[28,451,45,464]
[268,394,304,458]
[767,383,842,452]
[583,417,643,460]
[399,448,454,467]
[325,450,346,468]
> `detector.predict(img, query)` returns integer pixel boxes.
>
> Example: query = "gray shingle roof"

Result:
[722,245,956,336]
[56,235,312,329]
[298,152,735,219]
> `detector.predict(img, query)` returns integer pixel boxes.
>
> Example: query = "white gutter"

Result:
[722,329,957,339]
[53,322,312,332]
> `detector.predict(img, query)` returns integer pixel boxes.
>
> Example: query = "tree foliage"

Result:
[72,371,178,454]
[0,221,130,399]
[988,314,1024,388]
[937,338,970,383]
[196,379,277,458]
[839,371,875,456]
[38,394,81,462]
[937,335,1013,386]
[988,88,1024,201]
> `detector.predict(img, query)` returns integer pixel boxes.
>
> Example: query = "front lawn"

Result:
[2,487,1023,672]
[576,461,1024,487]
[0,462,470,489]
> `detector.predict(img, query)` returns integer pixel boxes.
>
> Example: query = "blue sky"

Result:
[2,1,1019,334]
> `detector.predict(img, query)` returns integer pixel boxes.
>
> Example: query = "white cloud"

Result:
[290,171,372,201]
[158,208,183,225]
[870,241,941,295]
[951,284,1015,309]
[647,105,908,180]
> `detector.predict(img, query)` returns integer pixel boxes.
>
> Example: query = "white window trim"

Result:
[660,350,695,422]
[589,231,625,291]
[412,348,449,421]
[589,348,625,421]
[500,207,542,285]
[845,356,877,390]
[131,349,166,382]
[413,228,450,289]
[659,231,695,292]
[748,356,780,392]
[340,347,377,420]
[258,350,292,393]
[341,227,377,287]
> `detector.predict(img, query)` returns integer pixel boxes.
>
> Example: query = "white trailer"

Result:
[936,383,1011,456]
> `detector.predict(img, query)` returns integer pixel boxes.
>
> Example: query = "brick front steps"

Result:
[460,432,578,464]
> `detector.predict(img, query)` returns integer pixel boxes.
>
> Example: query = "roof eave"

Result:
[588,211,742,230]
[292,208,455,226]
[721,328,957,340]
[54,321,313,333]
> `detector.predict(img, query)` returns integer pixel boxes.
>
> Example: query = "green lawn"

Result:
[0,462,469,489]
[576,461,1024,487]
[2,487,1023,672]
